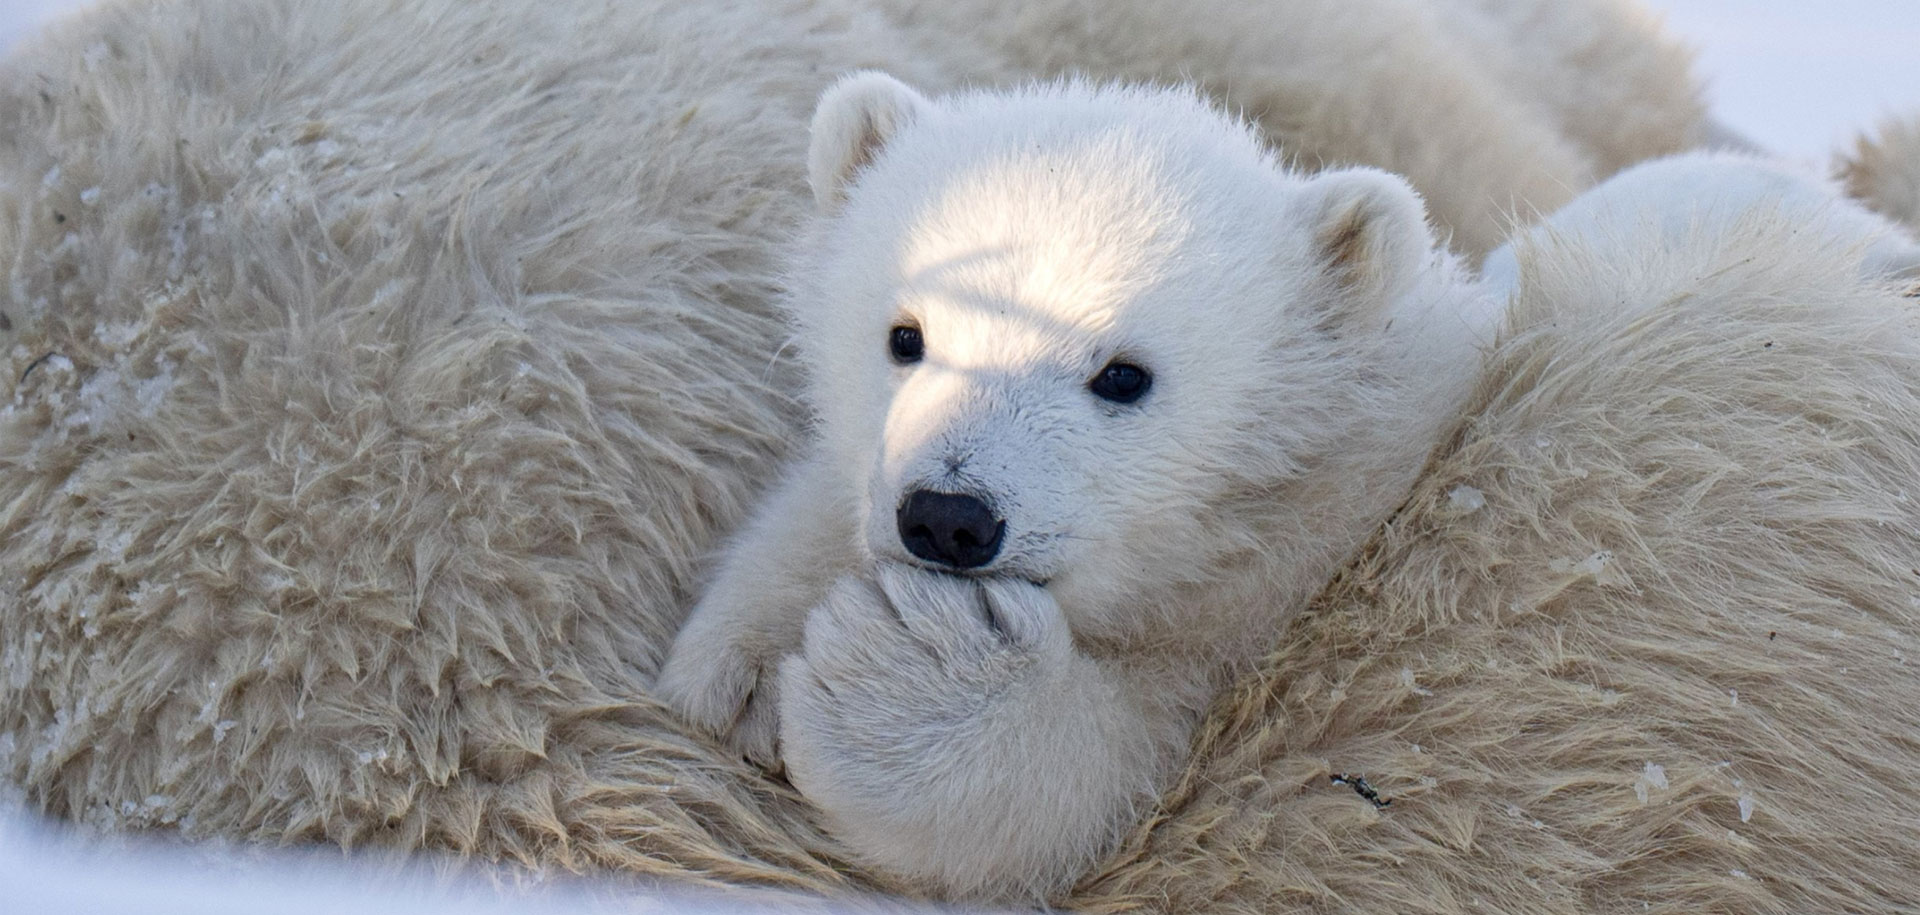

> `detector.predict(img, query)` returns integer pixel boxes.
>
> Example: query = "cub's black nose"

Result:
[897,490,1004,569]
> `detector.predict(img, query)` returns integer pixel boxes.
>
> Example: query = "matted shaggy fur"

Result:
[11,0,1919,912]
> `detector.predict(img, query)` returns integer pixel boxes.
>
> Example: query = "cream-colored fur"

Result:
[0,0,1744,908]
[1425,0,1707,177]
[873,0,1705,257]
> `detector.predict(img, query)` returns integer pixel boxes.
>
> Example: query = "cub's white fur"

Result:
[657,75,1501,900]
[1484,151,1920,294]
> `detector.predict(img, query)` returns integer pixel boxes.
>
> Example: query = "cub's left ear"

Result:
[1296,168,1436,333]
[808,71,931,210]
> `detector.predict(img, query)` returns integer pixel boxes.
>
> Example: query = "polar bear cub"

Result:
[656,73,1502,900]
[1482,151,1920,295]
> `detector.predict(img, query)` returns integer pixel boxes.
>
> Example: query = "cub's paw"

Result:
[777,563,1068,823]
[788,564,1068,715]
[654,594,787,769]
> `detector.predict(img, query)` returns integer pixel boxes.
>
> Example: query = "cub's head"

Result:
[792,73,1469,638]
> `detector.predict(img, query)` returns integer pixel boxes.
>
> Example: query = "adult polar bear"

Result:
[0,0,1715,903]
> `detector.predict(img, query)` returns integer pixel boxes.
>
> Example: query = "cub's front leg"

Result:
[779,564,1186,902]
[654,455,855,767]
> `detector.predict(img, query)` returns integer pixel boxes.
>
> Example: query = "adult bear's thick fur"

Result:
[18,1,1911,912]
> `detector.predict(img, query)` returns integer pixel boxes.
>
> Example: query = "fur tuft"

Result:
[1840,112,1920,234]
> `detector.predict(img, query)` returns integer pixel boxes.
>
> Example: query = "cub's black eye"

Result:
[889,325,924,364]
[1089,361,1151,404]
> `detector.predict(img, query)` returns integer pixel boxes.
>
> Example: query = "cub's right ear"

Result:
[809,71,930,210]
[1294,168,1435,335]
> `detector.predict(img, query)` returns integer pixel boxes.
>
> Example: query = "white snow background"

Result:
[1,0,1917,911]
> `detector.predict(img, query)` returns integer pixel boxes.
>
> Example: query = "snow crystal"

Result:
[1447,484,1485,513]
[93,321,141,349]
[125,580,162,610]
[167,220,188,279]
[1549,550,1629,587]
[367,278,409,308]
[79,187,100,206]
[94,524,135,559]
[1634,761,1668,804]
[1730,869,1751,880]
[1728,689,1739,707]
[40,166,60,189]
[212,720,238,745]
[136,371,173,416]
[1399,667,1435,697]
[252,147,292,171]
[1738,793,1755,823]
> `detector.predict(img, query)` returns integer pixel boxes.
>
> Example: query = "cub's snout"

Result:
[897,490,1004,569]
